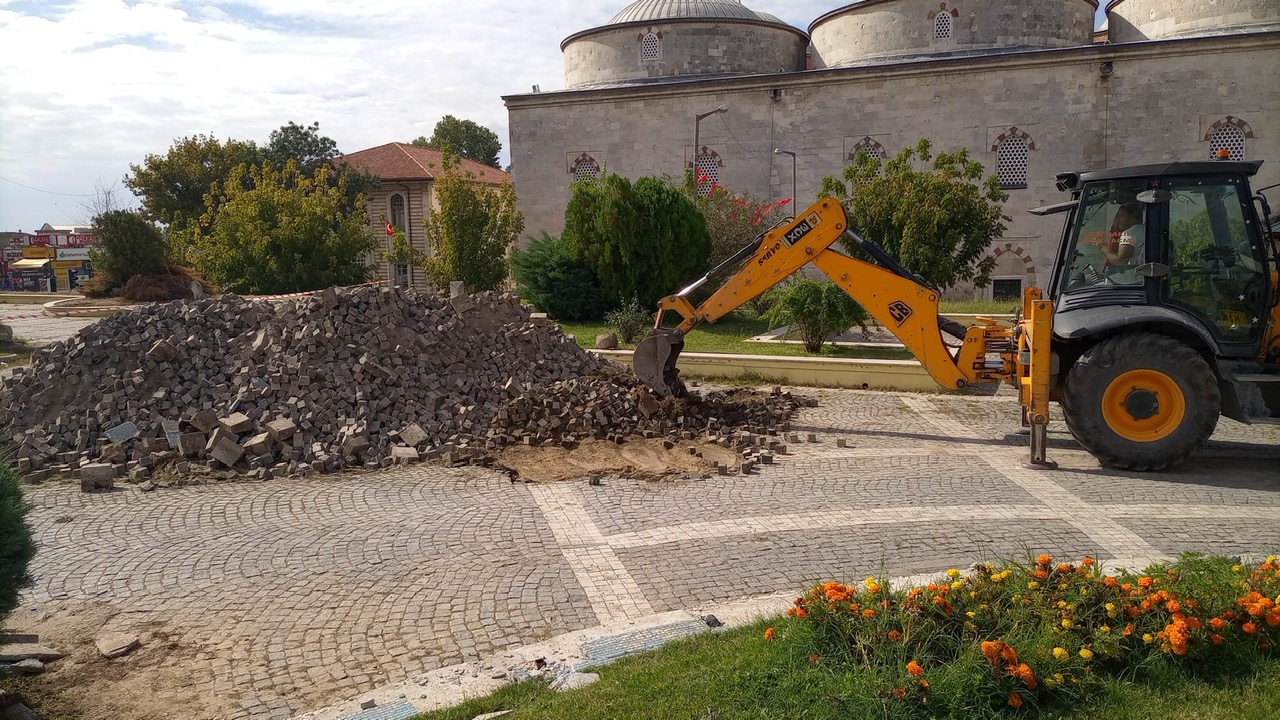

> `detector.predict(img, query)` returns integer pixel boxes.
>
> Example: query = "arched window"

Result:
[694,149,722,197]
[1209,125,1247,161]
[571,154,602,183]
[992,127,1035,190]
[934,12,953,40]
[848,137,888,163]
[641,32,660,61]
[389,194,406,230]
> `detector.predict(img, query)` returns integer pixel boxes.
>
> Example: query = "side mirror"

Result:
[1137,189,1172,204]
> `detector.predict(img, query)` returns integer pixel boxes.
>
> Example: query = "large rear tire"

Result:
[1061,333,1220,471]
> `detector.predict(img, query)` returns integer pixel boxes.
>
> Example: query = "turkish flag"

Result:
[385,220,395,236]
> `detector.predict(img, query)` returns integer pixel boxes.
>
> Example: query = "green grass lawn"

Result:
[939,299,1021,316]
[557,315,915,361]
[414,618,1280,720]
[0,337,35,368]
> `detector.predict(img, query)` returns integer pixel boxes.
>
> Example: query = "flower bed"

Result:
[778,554,1280,716]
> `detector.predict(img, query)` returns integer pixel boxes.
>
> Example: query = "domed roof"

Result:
[608,0,786,26]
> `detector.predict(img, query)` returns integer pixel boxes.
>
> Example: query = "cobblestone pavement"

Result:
[15,389,1280,719]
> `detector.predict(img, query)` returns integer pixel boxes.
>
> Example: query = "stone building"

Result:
[505,0,1280,299]
[340,143,510,287]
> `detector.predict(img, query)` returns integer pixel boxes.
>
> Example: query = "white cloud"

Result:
[0,0,1095,230]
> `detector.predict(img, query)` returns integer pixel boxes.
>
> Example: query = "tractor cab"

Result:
[1038,160,1280,428]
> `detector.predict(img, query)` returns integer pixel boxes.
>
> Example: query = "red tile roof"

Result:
[339,143,509,185]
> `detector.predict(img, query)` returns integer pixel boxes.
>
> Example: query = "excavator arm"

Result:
[634,199,1017,397]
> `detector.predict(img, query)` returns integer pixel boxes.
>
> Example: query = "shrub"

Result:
[683,170,794,268]
[605,296,652,344]
[509,233,609,321]
[563,173,710,309]
[785,554,1280,717]
[0,458,35,624]
[89,209,171,290]
[762,278,868,353]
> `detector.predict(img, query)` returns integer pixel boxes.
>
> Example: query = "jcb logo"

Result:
[757,242,782,266]
[888,301,913,327]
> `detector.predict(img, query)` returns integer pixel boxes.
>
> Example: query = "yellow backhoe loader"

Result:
[634,160,1280,471]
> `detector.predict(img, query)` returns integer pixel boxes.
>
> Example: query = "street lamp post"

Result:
[692,105,728,178]
[774,148,797,205]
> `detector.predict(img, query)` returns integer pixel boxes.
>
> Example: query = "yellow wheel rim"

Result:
[1101,369,1187,443]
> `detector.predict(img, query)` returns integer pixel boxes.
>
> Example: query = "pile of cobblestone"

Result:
[1,287,799,488]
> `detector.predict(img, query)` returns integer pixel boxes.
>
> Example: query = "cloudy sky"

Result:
[0,0,1106,232]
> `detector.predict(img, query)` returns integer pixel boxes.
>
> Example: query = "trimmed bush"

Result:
[762,278,868,353]
[510,233,609,321]
[605,297,652,344]
[0,458,35,624]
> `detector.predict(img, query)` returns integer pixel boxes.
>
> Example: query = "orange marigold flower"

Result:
[907,660,924,677]
[764,627,775,641]
[893,688,906,700]
[1166,600,1182,613]
[1002,645,1019,665]
[888,630,903,641]
[918,679,930,693]
[808,653,821,665]
[1138,576,1154,589]
[1243,622,1258,635]
[1015,663,1037,689]
[1266,610,1280,628]
[1057,563,1072,574]
[1186,616,1202,631]
[1033,568,1049,581]
[1211,634,1225,645]
[1261,642,1272,651]
[981,640,1001,663]
[1008,691,1024,709]
[1082,556,1096,567]
[1121,582,1133,592]
[1210,617,1227,630]
[1123,623,1135,637]
[1103,576,1119,588]
[1037,554,1052,566]
[862,608,877,619]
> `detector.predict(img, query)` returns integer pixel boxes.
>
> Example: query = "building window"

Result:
[934,12,953,39]
[849,137,888,163]
[1209,124,1247,161]
[571,154,602,183]
[640,32,660,62]
[992,278,1023,302]
[693,149,722,197]
[992,127,1036,190]
[394,263,410,287]
[389,194,406,230]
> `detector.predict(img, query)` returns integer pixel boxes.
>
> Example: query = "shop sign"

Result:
[56,248,91,261]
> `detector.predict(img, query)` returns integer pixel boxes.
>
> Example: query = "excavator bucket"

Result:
[633,330,685,397]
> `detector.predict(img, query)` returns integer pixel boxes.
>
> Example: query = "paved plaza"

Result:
[12,387,1280,719]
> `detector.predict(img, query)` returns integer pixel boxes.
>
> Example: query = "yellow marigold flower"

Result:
[964,621,977,633]
[1054,673,1065,684]
[1053,647,1069,661]
[1028,581,1041,590]
[1100,625,1111,634]
[1143,634,1154,644]
[1061,618,1074,629]
[864,577,881,594]
[1044,677,1060,689]
[950,581,963,591]
[1079,648,1094,660]
[947,568,961,579]
[1233,565,1244,573]
[1105,602,1118,618]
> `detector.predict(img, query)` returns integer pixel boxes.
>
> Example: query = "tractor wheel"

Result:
[1062,334,1220,471]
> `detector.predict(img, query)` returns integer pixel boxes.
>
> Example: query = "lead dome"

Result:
[561,0,809,89]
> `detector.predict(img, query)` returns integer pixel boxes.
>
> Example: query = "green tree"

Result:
[0,458,35,624]
[413,115,502,168]
[422,153,524,292]
[509,232,608,321]
[88,210,171,288]
[124,134,261,225]
[382,227,429,287]
[762,278,869,354]
[563,173,711,309]
[188,162,374,294]
[262,121,340,176]
[820,139,1008,290]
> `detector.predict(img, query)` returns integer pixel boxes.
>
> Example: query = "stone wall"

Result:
[1109,0,1280,43]
[507,30,1280,298]
[563,21,808,89]
[810,0,1095,69]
